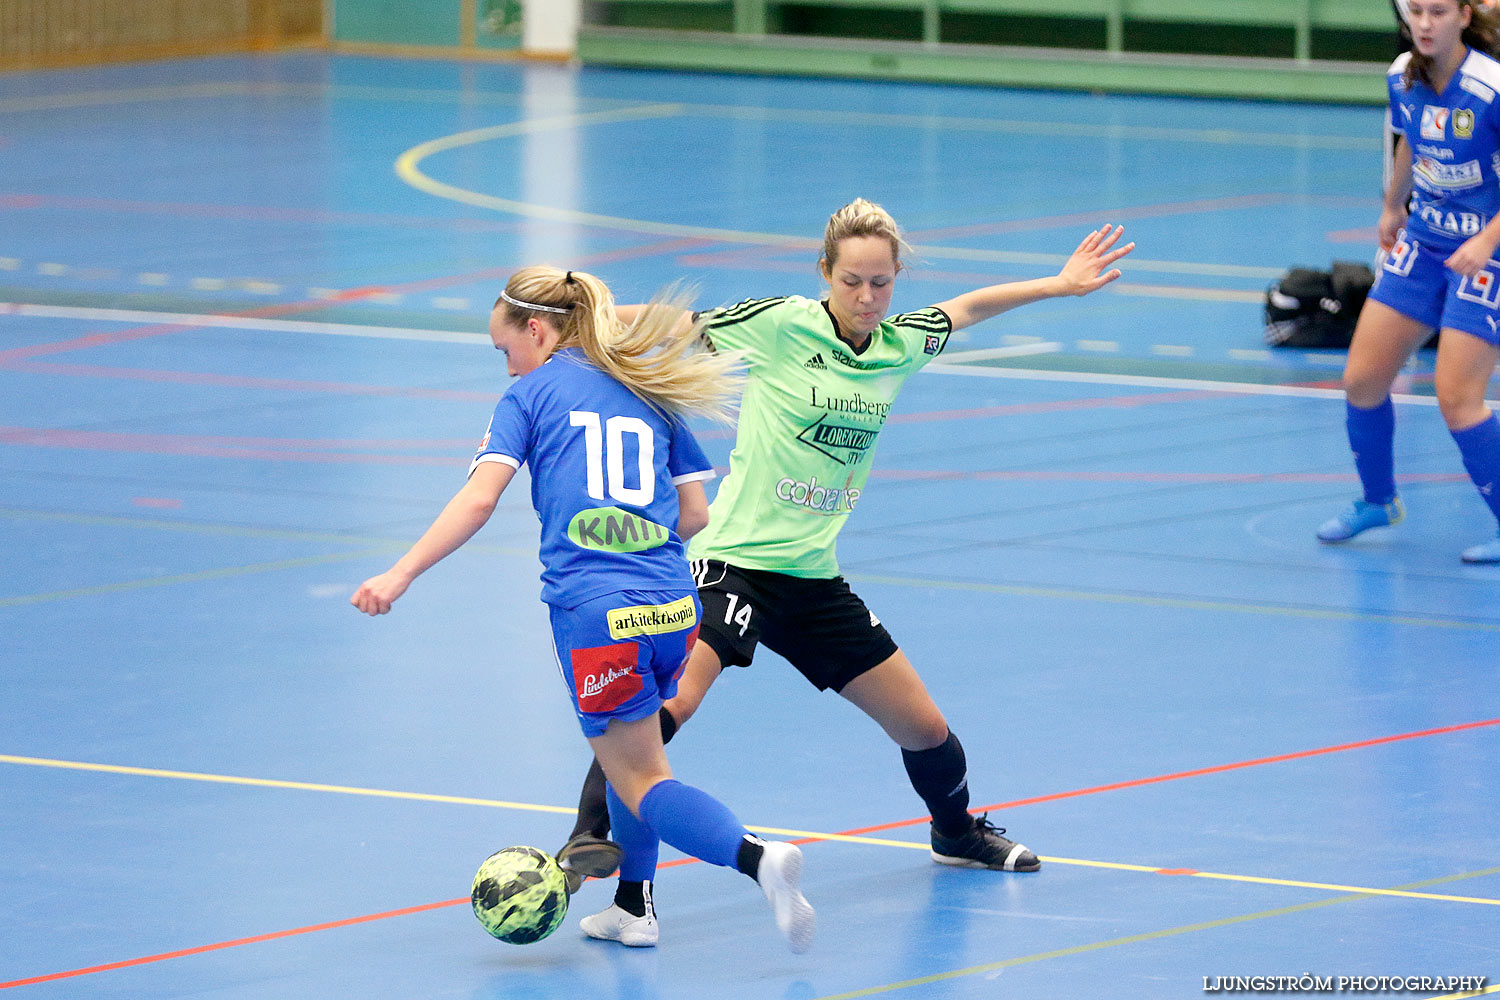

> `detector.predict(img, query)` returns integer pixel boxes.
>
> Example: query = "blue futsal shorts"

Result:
[1368,229,1500,345]
[548,589,700,738]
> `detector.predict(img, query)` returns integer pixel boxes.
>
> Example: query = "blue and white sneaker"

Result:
[1461,533,1500,564]
[1316,497,1405,543]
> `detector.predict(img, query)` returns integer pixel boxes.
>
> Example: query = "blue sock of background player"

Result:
[1452,413,1500,531]
[1347,399,1399,504]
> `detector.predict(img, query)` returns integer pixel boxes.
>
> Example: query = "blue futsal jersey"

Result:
[1389,48,1500,250]
[470,347,715,609]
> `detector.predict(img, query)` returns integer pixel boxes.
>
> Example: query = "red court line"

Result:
[5,360,500,401]
[902,193,1291,242]
[886,389,1221,423]
[3,716,1495,990]
[866,469,1469,484]
[0,427,465,466]
[839,716,1500,839]
[0,192,528,231]
[0,898,461,990]
[0,238,711,365]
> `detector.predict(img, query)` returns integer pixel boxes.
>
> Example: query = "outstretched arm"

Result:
[614,303,696,336]
[350,461,515,615]
[933,225,1135,332]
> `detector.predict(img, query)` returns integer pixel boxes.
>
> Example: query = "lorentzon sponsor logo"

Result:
[795,413,878,465]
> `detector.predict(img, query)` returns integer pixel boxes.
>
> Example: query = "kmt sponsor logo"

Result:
[571,643,643,713]
[568,506,671,552]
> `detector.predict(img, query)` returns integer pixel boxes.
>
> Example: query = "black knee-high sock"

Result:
[567,706,679,841]
[901,729,973,839]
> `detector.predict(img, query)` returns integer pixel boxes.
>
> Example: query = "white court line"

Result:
[938,342,1062,362]
[0,302,482,344]
[6,300,1490,409]
[924,361,1500,409]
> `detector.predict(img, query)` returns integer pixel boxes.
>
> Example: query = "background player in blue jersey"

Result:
[350,266,815,952]
[1320,0,1500,562]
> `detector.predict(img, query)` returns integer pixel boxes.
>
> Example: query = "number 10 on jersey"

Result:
[570,410,656,505]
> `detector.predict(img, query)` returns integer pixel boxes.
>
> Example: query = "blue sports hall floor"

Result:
[1,52,1497,1000]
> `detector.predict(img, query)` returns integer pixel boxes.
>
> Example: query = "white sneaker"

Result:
[756,841,816,953]
[580,903,658,947]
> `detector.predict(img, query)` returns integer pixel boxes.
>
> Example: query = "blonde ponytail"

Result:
[497,266,740,422]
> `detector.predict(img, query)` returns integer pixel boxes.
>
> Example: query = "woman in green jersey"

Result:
[559,198,1133,946]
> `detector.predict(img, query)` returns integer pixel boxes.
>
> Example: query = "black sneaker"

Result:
[930,815,1040,872]
[556,834,623,895]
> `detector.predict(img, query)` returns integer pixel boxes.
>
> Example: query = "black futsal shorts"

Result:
[688,558,899,692]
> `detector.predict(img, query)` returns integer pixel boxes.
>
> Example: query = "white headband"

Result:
[500,290,572,315]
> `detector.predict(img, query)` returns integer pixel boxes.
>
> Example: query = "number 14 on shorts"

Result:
[722,593,753,636]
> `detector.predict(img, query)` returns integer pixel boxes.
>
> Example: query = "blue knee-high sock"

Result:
[637,779,748,871]
[1347,399,1398,504]
[605,784,659,883]
[1452,414,1500,526]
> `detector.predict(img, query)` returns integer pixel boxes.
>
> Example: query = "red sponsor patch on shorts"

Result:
[571,643,643,713]
[672,626,700,682]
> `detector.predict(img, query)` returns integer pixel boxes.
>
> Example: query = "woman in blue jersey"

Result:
[1319,0,1500,562]
[559,199,1134,940]
[350,266,815,953]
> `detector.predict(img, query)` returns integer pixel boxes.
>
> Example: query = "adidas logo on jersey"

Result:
[803,353,827,369]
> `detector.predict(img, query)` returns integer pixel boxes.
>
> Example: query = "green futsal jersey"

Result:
[688,295,952,578]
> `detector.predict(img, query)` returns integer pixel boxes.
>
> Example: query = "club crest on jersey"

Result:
[1422,106,1450,140]
[1454,108,1475,139]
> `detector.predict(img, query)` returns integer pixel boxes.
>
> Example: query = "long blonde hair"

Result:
[1403,0,1500,89]
[496,266,740,422]
[819,197,912,275]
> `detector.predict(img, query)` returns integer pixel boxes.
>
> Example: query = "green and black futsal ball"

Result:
[470,846,569,944]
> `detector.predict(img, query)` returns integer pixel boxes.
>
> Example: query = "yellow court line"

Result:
[7,755,1497,907]
[844,572,1500,634]
[0,755,574,815]
[0,548,396,609]
[758,826,1500,907]
[808,867,1500,1000]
